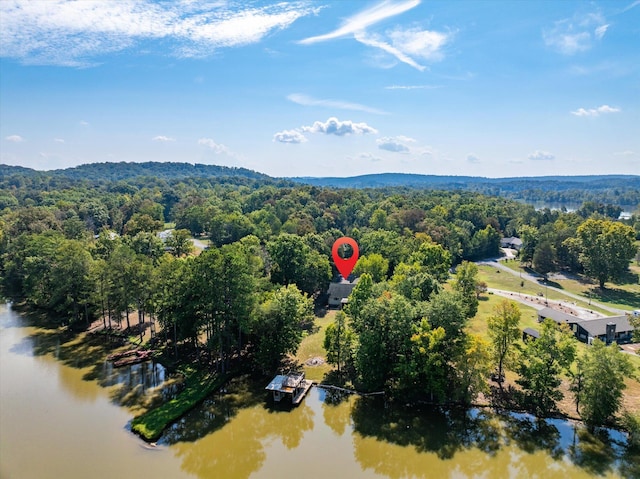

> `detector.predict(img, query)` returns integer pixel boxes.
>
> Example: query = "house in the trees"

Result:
[537,307,635,345]
[500,237,523,251]
[327,277,359,308]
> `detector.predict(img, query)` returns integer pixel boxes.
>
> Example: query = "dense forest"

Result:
[1,162,639,428]
[2,162,639,208]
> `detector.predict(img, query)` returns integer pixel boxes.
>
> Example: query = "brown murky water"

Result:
[1,303,635,479]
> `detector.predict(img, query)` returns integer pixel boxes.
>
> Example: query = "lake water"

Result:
[1,303,637,479]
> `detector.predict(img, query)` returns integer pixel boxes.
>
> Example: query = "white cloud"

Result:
[571,105,620,117]
[467,154,480,163]
[543,12,608,55]
[197,138,234,155]
[357,152,383,162]
[528,150,555,161]
[387,27,449,61]
[376,135,416,153]
[287,93,386,115]
[152,135,176,142]
[594,24,609,40]
[299,0,448,71]
[301,117,378,136]
[0,1,318,66]
[273,129,307,144]
[377,140,408,153]
[54,138,65,143]
[354,31,426,71]
[5,134,24,142]
[79,120,89,126]
[300,0,419,44]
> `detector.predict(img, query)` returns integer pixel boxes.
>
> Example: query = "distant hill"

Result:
[2,162,638,208]
[291,173,640,208]
[291,172,640,190]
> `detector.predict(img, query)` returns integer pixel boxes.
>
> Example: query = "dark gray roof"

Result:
[538,307,580,324]
[523,327,540,338]
[576,315,634,337]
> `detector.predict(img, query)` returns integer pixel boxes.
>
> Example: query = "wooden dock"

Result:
[291,379,313,405]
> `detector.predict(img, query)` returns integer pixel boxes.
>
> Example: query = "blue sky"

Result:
[1,0,638,178]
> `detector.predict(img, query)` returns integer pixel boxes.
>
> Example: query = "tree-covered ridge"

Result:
[2,161,638,207]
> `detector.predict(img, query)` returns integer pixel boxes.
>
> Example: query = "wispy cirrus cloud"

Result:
[273,129,307,144]
[287,93,386,115]
[152,135,175,142]
[300,0,419,44]
[299,0,450,71]
[0,1,318,66]
[543,11,609,55]
[5,134,24,142]
[571,105,620,117]
[528,150,555,161]
[54,138,65,143]
[301,117,378,136]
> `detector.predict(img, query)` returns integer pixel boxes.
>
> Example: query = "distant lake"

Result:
[526,202,635,219]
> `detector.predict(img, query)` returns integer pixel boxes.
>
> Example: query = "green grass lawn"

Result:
[295,309,335,382]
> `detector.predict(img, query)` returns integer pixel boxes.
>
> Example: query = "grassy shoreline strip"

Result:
[131,371,228,442]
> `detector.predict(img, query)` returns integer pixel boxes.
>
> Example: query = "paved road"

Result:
[477,258,628,316]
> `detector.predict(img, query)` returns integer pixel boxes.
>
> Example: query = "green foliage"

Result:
[573,339,635,426]
[353,253,389,283]
[323,311,354,373]
[251,284,314,372]
[452,261,479,318]
[353,292,416,391]
[516,319,577,415]
[487,300,521,383]
[267,234,331,294]
[575,218,637,288]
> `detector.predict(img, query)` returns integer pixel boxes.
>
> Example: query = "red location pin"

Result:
[332,237,359,280]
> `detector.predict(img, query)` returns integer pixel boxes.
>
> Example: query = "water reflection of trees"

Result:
[350,398,635,478]
[167,377,315,479]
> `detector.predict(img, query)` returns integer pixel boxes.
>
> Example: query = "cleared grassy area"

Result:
[476,265,640,417]
[478,265,612,316]
[296,310,335,382]
[131,371,228,442]
[496,259,640,312]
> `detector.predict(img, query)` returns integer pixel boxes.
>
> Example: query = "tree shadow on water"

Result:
[350,398,501,460]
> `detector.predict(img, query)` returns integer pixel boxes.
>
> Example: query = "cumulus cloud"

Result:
[301,117,378,136]
[273,129,307,144]
[152,135,175,142]
[5,134,24,142]
[571,105,620,117]
[376,135,415,153]
[528,150,555,161]
[299,0,450,71]
[287,93,386,115]
[467,154,480,163]
[198,138,234,156]
[0,1,318,66]
[543,12,608,55]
